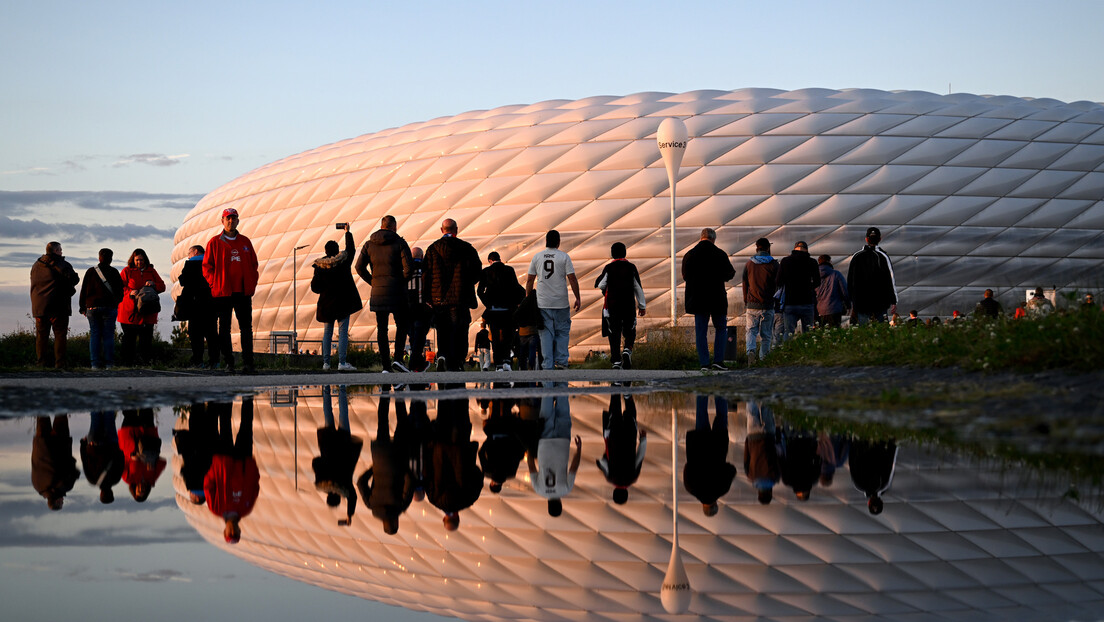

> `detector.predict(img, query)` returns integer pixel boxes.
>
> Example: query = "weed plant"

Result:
[765,308,1104,371]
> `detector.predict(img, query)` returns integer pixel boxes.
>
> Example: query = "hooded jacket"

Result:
[816,263,849,316]
[30,253,79,318]
[742,253,779,310]
[312,231,364,323]
[356,228,413,312]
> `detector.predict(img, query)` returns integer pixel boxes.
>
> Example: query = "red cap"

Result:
[222,208,239,219]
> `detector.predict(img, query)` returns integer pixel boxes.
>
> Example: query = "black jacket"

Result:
[312,231,364,323]
[777,250,821,307]
[847,245,898,314]
[681,240,736,315]
[79,263,124,313]
[423,235,482,309]
[173,258,211,321]
[356,229,413,312]
[595,259,644,317]
[477,261,525,311]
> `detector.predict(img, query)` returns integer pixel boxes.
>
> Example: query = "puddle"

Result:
[3,384,1104,621]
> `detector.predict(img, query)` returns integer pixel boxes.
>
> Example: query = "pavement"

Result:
[0,367,714,417]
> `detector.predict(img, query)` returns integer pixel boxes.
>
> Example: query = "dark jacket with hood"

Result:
[681,240,736,315]
[356,228,413,312]
[847,245,898,314]
[777,250,821,307]
[313,231,364,323]
[423,235,482,309]
[478,261,525,311]
[816,263,849,316]
[30,253,79,318]
[742,252,779,310]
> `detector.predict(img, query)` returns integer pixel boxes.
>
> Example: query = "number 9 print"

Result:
[543,259,555,279]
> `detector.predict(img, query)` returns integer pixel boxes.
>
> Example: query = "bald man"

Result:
[422,219,482,371]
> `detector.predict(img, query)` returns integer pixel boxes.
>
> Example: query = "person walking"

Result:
[777,240,820,342]
[312,224,363,371]
[814,255,849,329]
[477,251,525,371]
[175,245,217,368]
[30,241,79,368]
[117,248,166,366]
[78,248,124,370]
[682,228,736,371]
[594,242,646,370]
[355,215,413,372]
[847,226,897,324]
[203,207,260,373]
[404,247,431,372]
[742,237,778,365]
[422,219,482,371]
[526,230,581,370]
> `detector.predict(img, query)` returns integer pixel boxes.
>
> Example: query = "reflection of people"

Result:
[32,416,80,510]
[849,438,898,515]
[683,395,736,515]
[119,408,166,502]
[779,426,821,501]
[816,431,850,487]
[424,397,483,530]
[204,398,259,543]
[743,401,779,505]
[173,402,218,505]
[81,411,124,504]
[313,386,363,525]
[477,396,531,493]
[356,395,417,534]
[596,394,646,504]
[528,391,581,516]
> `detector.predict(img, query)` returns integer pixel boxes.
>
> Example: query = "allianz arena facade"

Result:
[172,88,1104,354]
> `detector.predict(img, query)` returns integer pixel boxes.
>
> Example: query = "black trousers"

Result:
[432,306,471,371]
[213,294,253,367]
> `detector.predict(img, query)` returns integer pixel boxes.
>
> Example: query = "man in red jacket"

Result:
[204,397,259,544]
[203,208,260,374]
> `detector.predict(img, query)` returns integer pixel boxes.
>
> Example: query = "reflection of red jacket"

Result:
[119,426,167,487]
[203,232,259,298]
[204,455,260,518]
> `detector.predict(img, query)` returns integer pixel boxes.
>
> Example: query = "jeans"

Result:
[693,312,727,367]
[744,308,774,359]
[87,307,117,367]
[213,293,254,368]
[518,333,539,370]
[322,315,350,366]
[782,304,816,342]
[538,307,571,369]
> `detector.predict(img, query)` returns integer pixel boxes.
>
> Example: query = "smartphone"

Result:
[335,222,348,229]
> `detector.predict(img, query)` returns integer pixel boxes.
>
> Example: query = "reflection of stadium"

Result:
[173,390,1104,621]
[172,88,1104,355]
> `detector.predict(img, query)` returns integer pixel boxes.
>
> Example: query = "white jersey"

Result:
[528,247,574,309]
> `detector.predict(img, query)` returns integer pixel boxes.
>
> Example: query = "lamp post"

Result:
[657,118,688,328]
[292,244,309,351]
[661,406,691,614]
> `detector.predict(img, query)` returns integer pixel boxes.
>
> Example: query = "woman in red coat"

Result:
[117,248,166,366]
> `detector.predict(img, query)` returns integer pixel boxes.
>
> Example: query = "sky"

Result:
[3,0,1103,336]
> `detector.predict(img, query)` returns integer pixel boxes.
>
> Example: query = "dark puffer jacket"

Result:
[30,254,79,318]
[423,235,482,309]
[312,231,364,323]
[356,229,413,312]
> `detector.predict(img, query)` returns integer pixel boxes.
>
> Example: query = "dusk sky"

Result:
[3,1,1103,336]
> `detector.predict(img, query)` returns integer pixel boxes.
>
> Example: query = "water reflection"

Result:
[162,387,1104,620]
[5,388,1104,621]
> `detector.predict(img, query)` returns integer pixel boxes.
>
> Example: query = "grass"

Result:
[763,308,1104,371]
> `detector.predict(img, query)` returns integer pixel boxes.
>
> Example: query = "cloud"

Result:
[0,190,204,216]
[0,217,174,251]
[112,153,189,168]
[0,249,101,269]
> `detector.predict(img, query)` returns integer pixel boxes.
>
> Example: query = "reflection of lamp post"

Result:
[661,407,691,614]
[292,244,309,350]
[657,118,688,328]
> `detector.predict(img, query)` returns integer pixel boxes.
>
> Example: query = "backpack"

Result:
[135,285,161,315]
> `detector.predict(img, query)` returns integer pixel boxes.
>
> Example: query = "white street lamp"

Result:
[661,406,691,614]
[292,244,309,351]
[657,118,688,328]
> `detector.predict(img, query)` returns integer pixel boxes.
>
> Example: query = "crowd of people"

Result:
[29,212,1098,371]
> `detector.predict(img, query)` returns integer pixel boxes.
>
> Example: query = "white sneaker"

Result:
[392,360,411,373]
[338,363,356,372]
[322,362,331,371]
[497,363,512,372]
